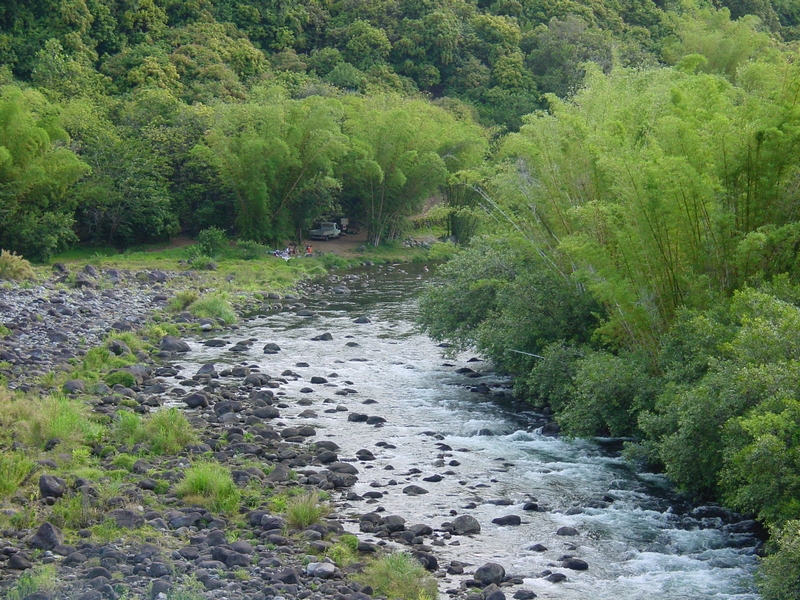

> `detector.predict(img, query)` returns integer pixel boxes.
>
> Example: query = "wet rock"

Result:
[485,590,506,600]
[29,522,63,550]
[353,316,371,324]
[492,515,521,526]
[561,558,589,570]
[414,551,438,571]
[183,391,209,408]
[526,543,548,552]
[556,526,579,536]
[355,449,376,460]
[475,562,505,586]
[545,572,567,583]
[347,413,369,422]
[512,591,537,599]
[311,332,334,341]
[159,336,191,352]
[403,485,429,496]
[452,515,481,535]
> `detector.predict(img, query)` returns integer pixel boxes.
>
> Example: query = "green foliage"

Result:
[759,520,800,600]
[168,289,200,312]
[419,235,600,374]
[5,565,57,600]
[146,408,199,455]
[51,491,100,529]
[175,460,241,514]
[284,491,331,529]
[0,451,34,498]
[104,370,135,389]
[356,552,438,600]
[110,408,198,455]
[0,391,105,450]
[196,226,228,256]
[189,293,237,324]
[237,239,267,260]
[327,534,359,566]
[0,250,35,280]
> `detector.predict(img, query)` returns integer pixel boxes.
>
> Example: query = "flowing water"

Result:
[169,263,761,600]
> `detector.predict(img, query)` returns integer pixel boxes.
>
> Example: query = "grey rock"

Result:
[159,336,191,352]
[475,562,505,586]
[39,474,67,498]
[29,522,63,550]
[452,514,481,535]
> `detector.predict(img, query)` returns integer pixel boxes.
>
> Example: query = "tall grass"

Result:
[0,390,105,449]
[189,293,237,324]
[356,553,438,600]
[285,491,331,528]
[175,461,241,514]
[109,408,198,455]
[168,289,200,312]
[0,452,35,498]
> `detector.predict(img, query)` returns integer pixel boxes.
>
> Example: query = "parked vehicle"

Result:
[309,222,341,240]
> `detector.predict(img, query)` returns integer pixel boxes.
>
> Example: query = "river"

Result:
[169,262,761,600]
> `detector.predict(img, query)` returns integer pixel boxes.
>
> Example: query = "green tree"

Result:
[0,86,89,259]
[340,95,486,245]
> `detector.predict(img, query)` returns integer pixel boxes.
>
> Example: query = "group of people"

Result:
[272,243,313,260]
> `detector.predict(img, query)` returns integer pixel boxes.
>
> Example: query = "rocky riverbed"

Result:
[0,262,763,600]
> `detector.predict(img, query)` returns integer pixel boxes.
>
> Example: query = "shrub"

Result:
[0,451,35,498]
[426,241,459,261]
[285,491,331,528]
[759,520,800,600]
[189,293,237,324]
[0,249,35,281]
[175,460,241,514]
[356,552,438,600]
[237,239,267,260]
[104,370,136,388]
[196,227,228,256]
[168,289,200,312]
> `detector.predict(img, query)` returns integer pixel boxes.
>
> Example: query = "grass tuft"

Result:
[356,552,438,600]
[0,249,35,281]
[189,293,237,324]
[5,565,57,600]
[168,289,200,312]
[285,491,331,529]
[0,451,35,498]
[109,408,198,455]
[0,390,106,450]
[175,460,241,514]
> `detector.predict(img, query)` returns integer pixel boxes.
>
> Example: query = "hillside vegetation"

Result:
[3,0,800,597]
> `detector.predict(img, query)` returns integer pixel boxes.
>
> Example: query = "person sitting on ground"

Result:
[305,244,313,256]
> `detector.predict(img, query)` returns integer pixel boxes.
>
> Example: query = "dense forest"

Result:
[2,0,800,597]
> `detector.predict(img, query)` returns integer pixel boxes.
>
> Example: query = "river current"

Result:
[169,262,760,600]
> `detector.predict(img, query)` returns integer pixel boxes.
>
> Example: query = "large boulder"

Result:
[475,562,505,586]
[29,522,63,550]
[452,514,481,535]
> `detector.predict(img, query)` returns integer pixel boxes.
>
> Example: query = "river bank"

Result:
[0,260,764,600]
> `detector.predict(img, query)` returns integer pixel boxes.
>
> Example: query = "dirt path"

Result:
[302,230,369,256]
